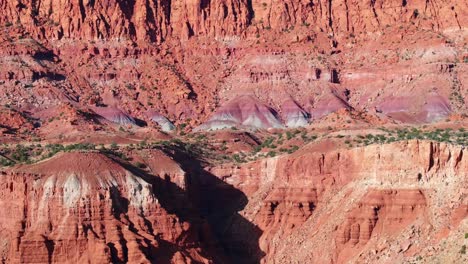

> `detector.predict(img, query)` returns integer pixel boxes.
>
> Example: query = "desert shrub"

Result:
[261,137,275,148]
[232,154,245,163]
[0,158,14,166]
[110,142,118,150]
[287,145,299,154]
[65,143,96,151]
[267,151,276,157]
[11,145,31,163]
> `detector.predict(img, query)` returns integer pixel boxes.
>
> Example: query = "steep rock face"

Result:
[0,1,465,129]
[257,187,317,232]
[209,140,467,263]
[0,0,464,42]
[0,0,252,42]
[0,0,172,42]
[255,187,317,256]
[251,0,466,33]
[0,152,223,263]
[170,0,253,40]
[336,189,427,262]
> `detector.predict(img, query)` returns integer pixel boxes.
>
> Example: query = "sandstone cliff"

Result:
[209,140,467,263]
[0,0,465,42]
[0,0,466,128]
[0,151,225,263]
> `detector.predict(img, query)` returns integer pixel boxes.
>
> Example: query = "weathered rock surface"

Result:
[0,0,465,42]
[0,0,467,263]
[336,189,427,262]
[0,151,224,263]
[146,110,176,132]
[0,0,465,131]
[196,95,284,130]
[93,107,136,126]
[208,140,467,263]
[281,99,310,127]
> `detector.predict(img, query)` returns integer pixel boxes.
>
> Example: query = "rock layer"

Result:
[0,0,465,42]
[0,151,223,263]
[208,140,467,263]
[196,95,284,130]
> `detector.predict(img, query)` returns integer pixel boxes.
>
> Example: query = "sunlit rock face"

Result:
[146,110,176,132]
[281,99,310,128]
[196,95,284,131]
[93,107,136,125]
[0,151,223,263]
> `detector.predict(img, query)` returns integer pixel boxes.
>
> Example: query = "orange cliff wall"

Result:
[208,140,467,263]
[0,0,465,43]
[0,152,224,264]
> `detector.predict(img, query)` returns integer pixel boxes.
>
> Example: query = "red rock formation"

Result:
[257,187,317,231]
[280,99,310,127]
[92,107,136,126]
[0,151,224,263]
[0,107,34,133]
[146,110,176,132]
[336,189,427,262]
[196,95,284,130]
[0,0,465,42]
[0,0,465,129]
[308,94,351,120]
[208,140,467,263]
[0,0,467,263]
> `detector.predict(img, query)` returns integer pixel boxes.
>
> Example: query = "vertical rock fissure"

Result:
[327,0,333,30]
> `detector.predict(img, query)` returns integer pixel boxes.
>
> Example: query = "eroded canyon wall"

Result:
[0,0,465,42]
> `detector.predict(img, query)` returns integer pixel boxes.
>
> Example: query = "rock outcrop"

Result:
[0,1,466,128]
[336,189,427,262]
[208,140,467,263]
[196,95,284,130]
[146,110,176,132]
[0,151,224,263]
[93,107,136,126]
[0,0,465,42]
[281,99,310,127]
[0,0,467,263]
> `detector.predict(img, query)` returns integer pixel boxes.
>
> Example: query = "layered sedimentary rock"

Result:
[208,140,467,263]
[308,94,351,120]
[0,0,466,129]
[336,189,427,262]
[196,95,284,130]
[0,139,466,263]
[93,107,136,125]
[376,94,453,123]
[280,99,310,127]
[0,0,467,263]
[146,110,176,132]
[0,0,465,42]
[0,151,223,263]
